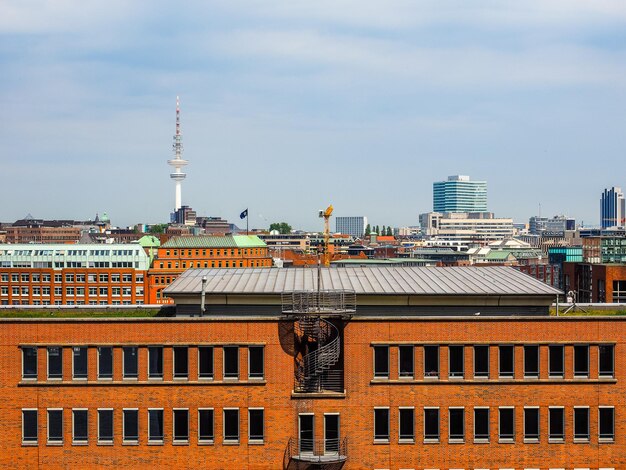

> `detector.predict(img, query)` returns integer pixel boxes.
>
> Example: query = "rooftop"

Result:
[161,235,266,249]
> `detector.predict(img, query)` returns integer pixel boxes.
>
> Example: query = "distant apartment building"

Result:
[582,236,626,264]
[4,226,82,244]
[563,262,626,303]
[433,175,487,213]
[258,233,310,252]
[335,216,367,238]
[170,205,197,226]
[419,212,515,243]
[600,186,625,228]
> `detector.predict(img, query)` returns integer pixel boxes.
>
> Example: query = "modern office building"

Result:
[419,212,515,243]
[600,187,625,229]
[529,215,576,236]
[5,266,626,469]
[433,175,487,213]
[335,216,368,238]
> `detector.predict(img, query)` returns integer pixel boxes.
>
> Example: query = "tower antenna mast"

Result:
[168,96,188,212]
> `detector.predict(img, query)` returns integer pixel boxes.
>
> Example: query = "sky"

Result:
[1,1,626,231]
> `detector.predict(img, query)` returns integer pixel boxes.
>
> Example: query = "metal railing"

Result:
[282,290,356,315]
[286,437,348,464]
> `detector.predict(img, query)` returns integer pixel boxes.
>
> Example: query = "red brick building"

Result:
[562,262,626,303]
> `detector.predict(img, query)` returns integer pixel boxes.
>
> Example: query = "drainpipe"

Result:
[200,275,207,317]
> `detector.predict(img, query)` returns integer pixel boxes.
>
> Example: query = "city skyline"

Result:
[2,1,626,230]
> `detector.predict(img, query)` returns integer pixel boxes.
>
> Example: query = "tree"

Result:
[269,222,292,234]
[148,224,168,234]
[386,226,393,236]
[364,224,371,236]
[374,225,380,234]
[381,225,386,236]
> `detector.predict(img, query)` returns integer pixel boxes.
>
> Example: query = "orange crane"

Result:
[318,205,334,267]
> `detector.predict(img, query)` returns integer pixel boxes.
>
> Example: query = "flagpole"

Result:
[246,209,249,236]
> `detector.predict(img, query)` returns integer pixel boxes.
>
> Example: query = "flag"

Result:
[240,209,248,219]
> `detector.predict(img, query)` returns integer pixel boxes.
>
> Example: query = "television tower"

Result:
[168,96,188,211]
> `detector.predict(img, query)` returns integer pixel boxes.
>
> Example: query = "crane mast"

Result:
[318,205,334,267]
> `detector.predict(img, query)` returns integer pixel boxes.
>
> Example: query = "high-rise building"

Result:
[335,216,368,238]
[433,175,487,213]
[600,187,625,228]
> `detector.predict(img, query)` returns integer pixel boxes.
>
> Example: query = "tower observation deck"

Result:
[168,96,188,211]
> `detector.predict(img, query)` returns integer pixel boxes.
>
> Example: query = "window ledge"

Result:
[22,441,38,447]
[423,439,439,444]
[223,440,240,445]
[574,438,590,443]
[148,441,164,445]
[248,440,264,445]
[599,438,615,444]
[122,441,139,446]
[398,439,415,444]
[72,441,88,446]
[46,441,63,446]
[498,438,514,444]
[198,440,214,445]
[473,439,489,444]
[523,438,539,444]
[448,439,464,444]
[97,441,114,446]
[549,438,565,443]
[373,439,390,444]
[173,440,189,446]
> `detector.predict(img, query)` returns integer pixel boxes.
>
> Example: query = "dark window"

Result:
[449,346,464,378]
[148,409,164,442]
[474,408,489,441]
[424,408,439,441]
[549,408,564,440]
[499,408,514,441]
[248,346,264,379]
[73,347,87,379]
[374,408,389,441]
[123,409,138,442]
[73,410,88,443]
[424,345,439,378]
[198,347,214,379]
[373,346,389,378]
[524,346,539,378]
[574,345,589,377]
[198,409,214,442]
[123,347,138,379]
[47,409,63,443]
[599,408,614,440]
[98,410,113,442]
[549,345,564,377]
[599,345,614,377]
[223,346,239,379]
[48,347,62,379]
[399,408,414,441]
[449,408,464,441]
[223,409,239,442]
[148,347,163,379]
[524,408,539,440]
[22,347,37,379]
[499,345,514,378]
[399,345,414,378]
[173,409,189,442]
[98,347,113,379]
[173,347,188,379]
[249,409,264,442]
[474,346,489,378]
[574,408,589,440]
[22,410,38,443]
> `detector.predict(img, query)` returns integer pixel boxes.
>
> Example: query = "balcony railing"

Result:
[282,290,356,315]
[285,437,348,465]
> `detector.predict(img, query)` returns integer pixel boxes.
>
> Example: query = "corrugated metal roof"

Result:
[161,235,266,249]
[164,266,562,296]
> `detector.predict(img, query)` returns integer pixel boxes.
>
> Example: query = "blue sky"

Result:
[1,1,626,230]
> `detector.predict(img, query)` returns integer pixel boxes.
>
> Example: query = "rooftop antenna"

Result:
[168,96,188,211]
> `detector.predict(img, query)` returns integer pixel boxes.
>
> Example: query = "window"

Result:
[424,408,440,442]
[474,408,489,442]
[73,409,88,444]
[173,347,188,379]
[374,408,390,442]
[123,347,138,379]
[574,345,589,378]
[374,346,389,378]
[599,345,614,377]
[198,409,214,443]
[98,347,113,379]
[599,407,614,441]
[22,409,38,444]
[123,409,139,443]
[223,409,239,443]
[399,345,414,378]
[549,407,564,441]
[424,345,439,378]
[248,346,264,379]
[499,407,514,442]
[524,346,539,378]
[22,347,37,379]
[524,408,539,441]
[172,409,189,443]
[149,346,163,379]
[72,347,87,379]
[249,409,264,443]
[449,408,464,442]
[549,345,564,378]
[98,409,113,443]
[474,345,489,378]
[574,407,589,441]
[224,346,239,379]
[399,408,414,442]
[449,345,464,378]
[48,347,62,379]
[198,346,214,379]
[147,409,164,443]
[499,345,514,378]
[47,409,63,444]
